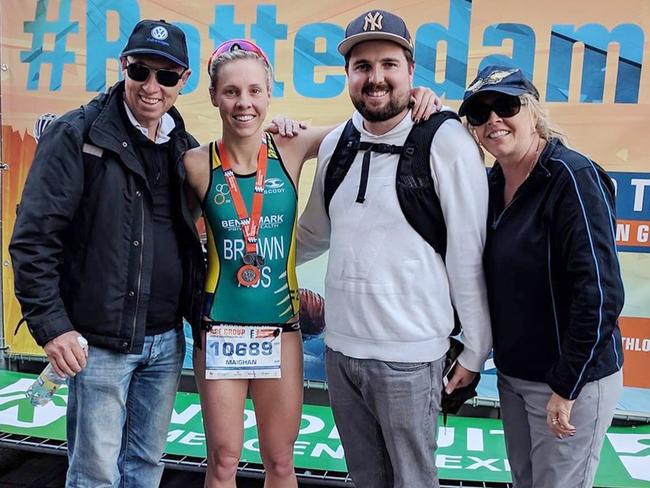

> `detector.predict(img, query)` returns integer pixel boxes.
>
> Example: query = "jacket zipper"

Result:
[131,199,145,348]
[491,194,521,229]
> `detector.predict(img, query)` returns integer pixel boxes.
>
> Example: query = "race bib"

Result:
[205,325,282,379]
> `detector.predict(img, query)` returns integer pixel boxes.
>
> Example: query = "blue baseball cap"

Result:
[458,65,539,116]
[338,10,413,57]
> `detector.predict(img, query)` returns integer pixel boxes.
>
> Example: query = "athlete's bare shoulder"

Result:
[183,143,211,200]
[184,143,210,165]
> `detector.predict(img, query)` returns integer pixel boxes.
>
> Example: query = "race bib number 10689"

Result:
[205,325,282,379]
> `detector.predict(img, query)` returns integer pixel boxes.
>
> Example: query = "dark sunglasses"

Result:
[207,39,270,75]
[126,62,186,87]
[465,95,522,126]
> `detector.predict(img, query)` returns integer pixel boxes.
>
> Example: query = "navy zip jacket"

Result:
[9,82,205,354]
[484,138,624,400]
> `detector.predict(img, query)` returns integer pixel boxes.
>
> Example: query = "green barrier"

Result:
[0,370,648,487]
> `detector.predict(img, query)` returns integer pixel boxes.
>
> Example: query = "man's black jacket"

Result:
[9,81,205,354]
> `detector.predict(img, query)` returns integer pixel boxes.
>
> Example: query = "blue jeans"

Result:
[326,348,444,488]
[66,328,185,488]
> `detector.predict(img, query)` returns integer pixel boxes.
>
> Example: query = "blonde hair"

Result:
[208,50,273,94]
[521,93,569,146]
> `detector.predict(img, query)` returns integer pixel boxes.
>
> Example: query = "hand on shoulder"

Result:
[410,86,442,123]
[266,115,309,138]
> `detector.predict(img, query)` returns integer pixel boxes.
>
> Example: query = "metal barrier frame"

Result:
[0,431,513,487]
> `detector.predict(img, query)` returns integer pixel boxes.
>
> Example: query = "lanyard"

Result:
[218,137,268,258]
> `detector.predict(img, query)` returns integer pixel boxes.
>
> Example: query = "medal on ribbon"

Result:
[218,137,269,287]
[236,264,260,286]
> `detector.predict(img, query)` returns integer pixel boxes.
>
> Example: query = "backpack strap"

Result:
[324,120,360,216]
[397,111,462,335]
[324,120,407,209]
[324,111,461,260]
[396,111,461,259]
[354,141,403,203]
[324,112,463,336]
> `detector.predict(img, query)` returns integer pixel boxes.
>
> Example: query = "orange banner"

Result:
[616,220,650,248]
[619,317,650,388]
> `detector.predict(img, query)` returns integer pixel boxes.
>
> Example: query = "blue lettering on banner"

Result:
[19,0,645,104]
[480,23,536,80]
[21,0,79,91]
[177,22,201,94]
[85,0,138,92]
[209,5,245,46]
[610,172,650,220]
[251,5,287,96]
[546,24,644,103]
[610,172,650,253]
[294,23,345,98]
[413,0,472,99]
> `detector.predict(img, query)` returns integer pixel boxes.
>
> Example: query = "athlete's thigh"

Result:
[250,331,304,455]
[194,335,249,454]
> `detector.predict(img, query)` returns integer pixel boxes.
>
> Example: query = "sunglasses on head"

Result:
[465,94,523,126]
[207,39,270,75]
[126,62,186,87]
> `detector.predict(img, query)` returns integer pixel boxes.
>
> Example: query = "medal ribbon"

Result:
[218,137,268,256]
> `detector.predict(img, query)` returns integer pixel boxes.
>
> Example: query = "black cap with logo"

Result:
[338,10,413,57]
[121,19,189,69]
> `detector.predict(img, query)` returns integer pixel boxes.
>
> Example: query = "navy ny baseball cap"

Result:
[338,10,413,56]
[121,19,189,69]
[459,65,539,116]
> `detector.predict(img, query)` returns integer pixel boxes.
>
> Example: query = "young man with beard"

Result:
[297,10,492,488]
[10,20,204,487]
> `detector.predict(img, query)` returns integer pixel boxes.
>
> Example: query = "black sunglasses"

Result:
[465,95,522,126]
[126,62,186,87]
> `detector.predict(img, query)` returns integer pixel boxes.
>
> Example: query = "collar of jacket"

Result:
[84,81,189,191]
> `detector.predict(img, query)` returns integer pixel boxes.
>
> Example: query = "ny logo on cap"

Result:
[150,26,169,40]
[363,12,383,31]
[467,68,518,93]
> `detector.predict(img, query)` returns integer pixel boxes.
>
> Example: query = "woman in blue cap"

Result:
[459,66,624,488]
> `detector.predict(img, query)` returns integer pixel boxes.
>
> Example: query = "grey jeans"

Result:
[498,370,622,488]
[326,348,444,488]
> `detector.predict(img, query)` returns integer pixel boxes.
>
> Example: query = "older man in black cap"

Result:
[10,19,204,487]
[297,9,492,488]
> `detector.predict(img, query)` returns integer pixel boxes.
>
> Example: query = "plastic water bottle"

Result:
[25,336,88,406]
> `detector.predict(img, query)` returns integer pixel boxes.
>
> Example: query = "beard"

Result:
[351,82,411,122]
